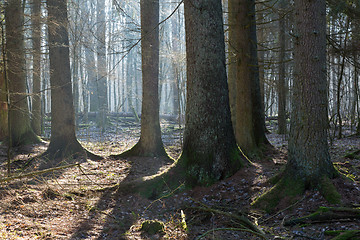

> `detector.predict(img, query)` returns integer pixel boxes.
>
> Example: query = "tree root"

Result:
[195,227,267,240]
[189,199,266,237]
[284,207,360,226]
[325,230,360,240]
[251,174,306,213]
[252,174,341,213]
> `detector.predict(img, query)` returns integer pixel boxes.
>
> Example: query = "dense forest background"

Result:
[0,0,359,239]
[0,0,359,137]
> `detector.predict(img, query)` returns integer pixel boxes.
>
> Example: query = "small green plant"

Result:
[140,220,165,235]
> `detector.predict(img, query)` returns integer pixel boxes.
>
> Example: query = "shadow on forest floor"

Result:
[0,118,359,239]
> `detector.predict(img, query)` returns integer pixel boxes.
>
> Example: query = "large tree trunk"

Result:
[229,0,269,155]
[118,0,166,157]
[45,0,98,161]
[289,0,337,182]
[5,0,40,146]
[179,0,245,186]
[126,0,246,198]
[31,0,42,136]
[253,0,339,212]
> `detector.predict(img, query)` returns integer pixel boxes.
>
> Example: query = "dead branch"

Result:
[0,163,79,183]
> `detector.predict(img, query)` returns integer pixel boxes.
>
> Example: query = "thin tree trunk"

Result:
[277,0,287,134]
[31,0,42,135]
[336,20,350,139]
[96,0,108,131]
[117,0,166,157]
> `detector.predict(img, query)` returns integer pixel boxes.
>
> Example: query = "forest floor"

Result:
[0,116,359,240]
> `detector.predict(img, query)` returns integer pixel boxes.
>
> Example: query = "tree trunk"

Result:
[253,0,339,212]
[5,0,40,146]
[31,0,42,136]
[229,0,269,155]
[277,0,287,134]
[96,0,108,131]
[288,0,338,183]
[171,13,180,116]
[118,0,166,157]
[179,0,245,186]
[0,69,7,140]
[45,0,98,161]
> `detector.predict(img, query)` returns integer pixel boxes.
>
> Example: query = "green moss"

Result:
[117,147,244,200]
[344,150,360,159]
[319,176,341,204]
[140,220,165,235]
[330,230,360,240]
[136,163,187,199]
[252,174,305,213]
[325,230,345,236]
[181,146,244,187]
[269,171,284,185]
[230,146,247,169]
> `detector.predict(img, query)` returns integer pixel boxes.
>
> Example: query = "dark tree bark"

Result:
[45,0,99,161]
[5,0,40,146]
[118,0,166,157]
[31,0,42,135]
[289,0,337,182]
[118,0,246,199]
[179,0,245,185]
[253,0,340,212]
[228,0,269,155]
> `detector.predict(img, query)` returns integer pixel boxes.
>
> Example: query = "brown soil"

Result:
[0,118,359,239]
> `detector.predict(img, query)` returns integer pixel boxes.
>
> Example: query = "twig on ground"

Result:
[195,227,267,240]
[260,195,306,224]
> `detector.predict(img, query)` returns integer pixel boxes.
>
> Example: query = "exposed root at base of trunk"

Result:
[111,141,168,159]
[251,174,341,213]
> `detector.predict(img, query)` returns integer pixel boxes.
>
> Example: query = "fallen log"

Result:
[284,207,360,226]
